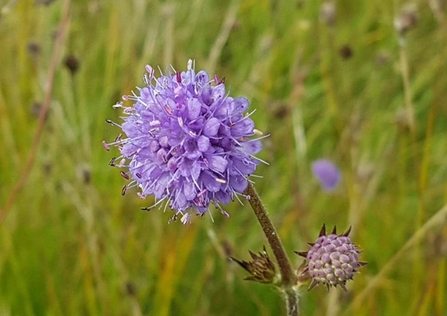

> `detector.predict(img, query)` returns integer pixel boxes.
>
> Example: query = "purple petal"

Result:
[203,117,220,136]
[187,99,201,120]
[201,171,221,192]
[195,70,209,85]
[183,181,196,200]
[229,175,248,192]
[231,118,254,138]
[231,97,249,116]
[205,154,228,173]
[231,157,256,174]
[241,140,262,155]
[215,190,231,204]
[173,192,187,210]
[197,135,210,152]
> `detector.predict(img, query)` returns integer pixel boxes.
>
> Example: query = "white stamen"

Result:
[253,128,263,136]
[113,102,124,109]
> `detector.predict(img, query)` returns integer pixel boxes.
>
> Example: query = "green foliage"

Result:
[1,0,447,315]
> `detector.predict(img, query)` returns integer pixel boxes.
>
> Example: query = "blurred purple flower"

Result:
[104,60,262,224]
[311,159,341,191]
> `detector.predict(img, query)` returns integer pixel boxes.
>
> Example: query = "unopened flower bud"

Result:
[296,224,366,291]
[231,246,277,284]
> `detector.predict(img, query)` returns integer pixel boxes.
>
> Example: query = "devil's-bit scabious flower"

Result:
[311,159,341,191]
[103,60,262,224]
[296,224,366,291]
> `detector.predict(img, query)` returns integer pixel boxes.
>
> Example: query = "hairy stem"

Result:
[245,182,299,315]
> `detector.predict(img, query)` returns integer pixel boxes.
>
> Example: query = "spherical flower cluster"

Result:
[103,60,262,224]
[296,225,366,290]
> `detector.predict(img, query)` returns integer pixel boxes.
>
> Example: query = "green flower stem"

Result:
[245,182,299,316]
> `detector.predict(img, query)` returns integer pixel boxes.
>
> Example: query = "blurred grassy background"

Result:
[1,0,447,315]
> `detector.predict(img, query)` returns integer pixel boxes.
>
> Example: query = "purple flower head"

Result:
[104,60,262,223]
[311,159,341,191]
[296,224,366,291]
